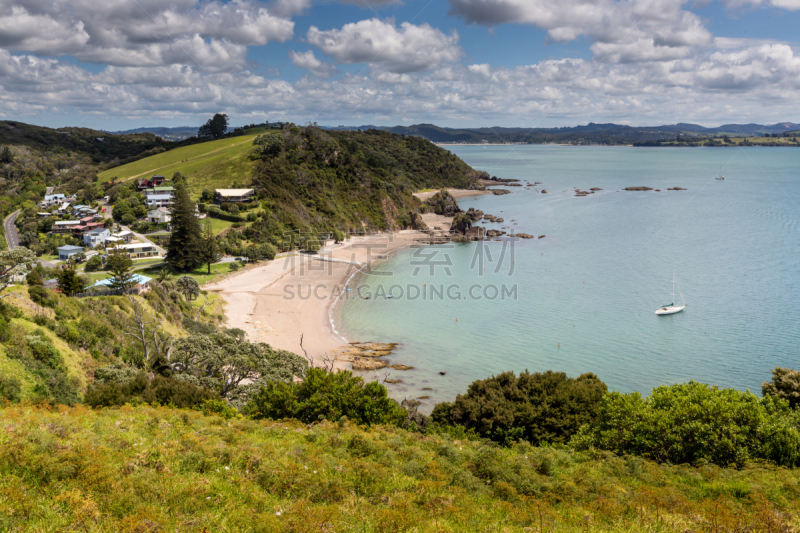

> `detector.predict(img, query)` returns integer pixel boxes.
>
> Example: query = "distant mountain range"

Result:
[112,126,198,141]
[114,121,800,144]
[326,122,800,144]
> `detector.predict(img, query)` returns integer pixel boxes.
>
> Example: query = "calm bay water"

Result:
[336,145,800,409]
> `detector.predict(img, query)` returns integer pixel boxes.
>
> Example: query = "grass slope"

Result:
[2,404,799,532]
[98,128,274,196]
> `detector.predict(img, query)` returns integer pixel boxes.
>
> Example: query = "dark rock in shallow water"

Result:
[486,229,506,237]
[667,187,687,190]
[590,187,602,191]
[515,233,535,239]
[624,186,653,191]
[495,218,504,223]
[466,207,484,221]
[541,189,547,193]
[538,235,545,239]
[491,189,511,195]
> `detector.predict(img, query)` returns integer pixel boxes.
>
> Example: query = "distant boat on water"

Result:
[656,271,686,315]
[717,175,725,180]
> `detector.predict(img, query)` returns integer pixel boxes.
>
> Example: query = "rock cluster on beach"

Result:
[466,207,484,221]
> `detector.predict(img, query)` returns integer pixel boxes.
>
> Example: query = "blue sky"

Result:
[0,0,798,130]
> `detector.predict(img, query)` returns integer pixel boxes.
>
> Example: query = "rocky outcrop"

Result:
[491,189,511,195]
[515,233,535,239]
[667,187,687,190]
[483,214,496,221]
[409,211,428,231]
[389,364,414,370]
[541,189,547,193]
[352,358,388,370]
[624,186,653,191]
[538,235,546,239]
[422,190,463,216]
[495,218,504,223]
[466,207,484,221]
[486,229,506,237]
[590,187,602,191]
[464,226,486,241]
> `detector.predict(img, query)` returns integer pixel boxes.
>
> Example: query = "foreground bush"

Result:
[572,381,800,467]
[1,404,799,532]
[431,370,607,445]
[245,367,407,426]
[763,367,800,409]
[84,373,218,408]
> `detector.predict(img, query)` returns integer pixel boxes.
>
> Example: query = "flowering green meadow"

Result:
[2,403,799,532]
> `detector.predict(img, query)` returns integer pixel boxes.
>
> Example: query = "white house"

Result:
[146,194,173,207]
[111,231,134,243]
[147,207,171,224]
[108,242,159,259]
[40,194,66,208]
[215,189,255,203]
[83,228,110,247]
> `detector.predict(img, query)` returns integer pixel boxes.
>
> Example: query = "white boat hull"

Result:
[656,305,686,315]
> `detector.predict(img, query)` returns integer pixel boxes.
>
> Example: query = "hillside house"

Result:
[71,222,104,236]
[111,231,134,243]
[83,228,110,247]
[146,194,173,208]
[215,188,254,203]
[52,220,81,234]
[147,207,171,224]
[57,245,83,261]
[137,175,166,190]
[110,242,159,259]
[90,274,152,295]
[40,194,66,208]
[145,186,175,197]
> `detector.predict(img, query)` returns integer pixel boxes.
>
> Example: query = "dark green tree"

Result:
[166,182,202,271]
[107,247,135,291]
[1,146,12,164]
[431,370,608,446]
[245,367,406,426]
[198,114,229,139]
[198,221,221,274]
[57,262,85,296]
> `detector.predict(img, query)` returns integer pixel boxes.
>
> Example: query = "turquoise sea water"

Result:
[336,145,800,410]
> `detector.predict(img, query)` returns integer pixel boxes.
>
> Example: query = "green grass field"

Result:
[2,404,799,532]
[98,129,278,198]
[139,261,236,285]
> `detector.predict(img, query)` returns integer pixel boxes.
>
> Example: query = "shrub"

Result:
[28,285,55,308]
[245,368,407,426]
[84,373,218,408]
[431,370,607,446]
[84,255,103,272]
[0,375,21,402]
[571,381,800,467]
[763,367,800,409]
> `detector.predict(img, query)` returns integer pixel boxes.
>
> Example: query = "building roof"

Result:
[44,194,65,200]
[55,220,80,226]
[152,186,175,191]
[91,274,152,289]
[58,245,83,252]
[148,206,170,213]
[85,228,109,235]
[216,188,254,196]
[114,242,154,250]
[146,194,173,201]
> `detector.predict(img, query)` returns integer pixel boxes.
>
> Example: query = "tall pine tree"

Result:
[198,221,221,274]
[166,182,202,271]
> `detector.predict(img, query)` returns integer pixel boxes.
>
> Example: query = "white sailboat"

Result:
[656,272,686,315]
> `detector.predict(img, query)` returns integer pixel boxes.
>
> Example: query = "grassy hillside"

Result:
[97,128,273,195]
[1,404,799,532]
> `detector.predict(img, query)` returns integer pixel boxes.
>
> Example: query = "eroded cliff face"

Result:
[421,190,463,217]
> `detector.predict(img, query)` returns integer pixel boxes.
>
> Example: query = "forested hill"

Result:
[249,125,485,234]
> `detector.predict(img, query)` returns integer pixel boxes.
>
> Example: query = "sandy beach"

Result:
[206,230,432,366]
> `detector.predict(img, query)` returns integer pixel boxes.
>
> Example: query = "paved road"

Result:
[3,209,20,249]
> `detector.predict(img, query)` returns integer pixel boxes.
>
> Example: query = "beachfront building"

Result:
[57,245,84,261]
[52,220,81,234]
[83,228,110,247]
[90,274,153,295]
[108,242,159,259]
[147,207,171,224]
[145,186,175,197]
[215,189,254,203]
